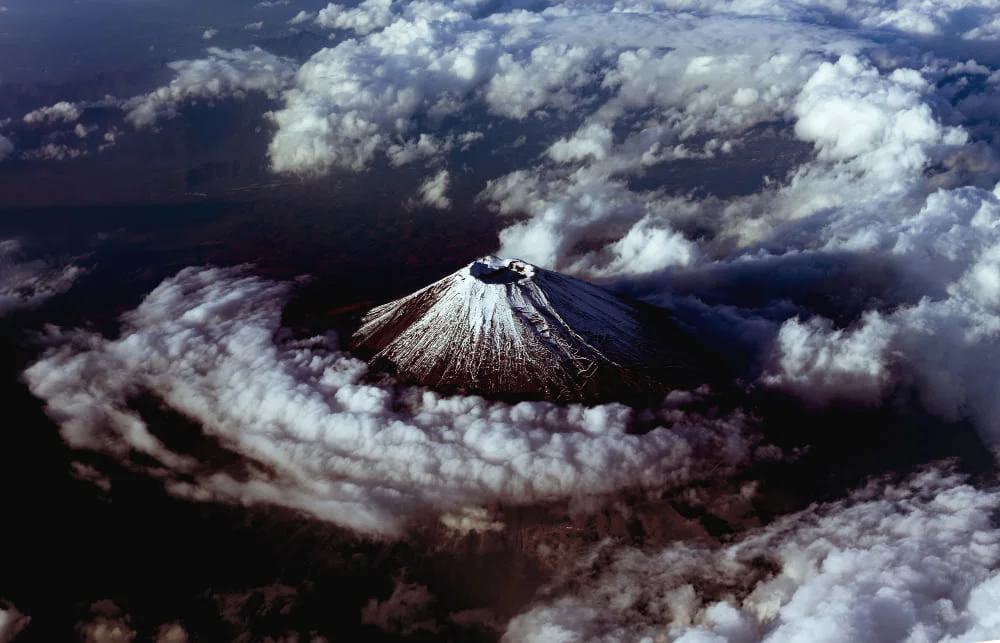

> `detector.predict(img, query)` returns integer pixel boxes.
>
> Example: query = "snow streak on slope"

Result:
[352,256,708,401]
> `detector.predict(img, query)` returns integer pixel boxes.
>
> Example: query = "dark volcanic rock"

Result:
[350,256,712,402]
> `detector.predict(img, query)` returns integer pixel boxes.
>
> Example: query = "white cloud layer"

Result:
[24,266,761,536]
[264,0,990,280]
[269,6,862,181]
[505,465,1000,642]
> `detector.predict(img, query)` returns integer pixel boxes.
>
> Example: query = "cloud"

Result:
[268,6,497,173]
[202,28,218,40]
[762,312,897,406]
[23,101,82,125]
[487,46,969,274]
[264,0,864,214]
[0,601,30,643]
[315,0,395,35]
[792,56,966,176]
[262,0,998,281]
[0,239,84,316]
[78,600,136,643]
[505,465,1000,642]
[122,47,296,128]
[21,142,87,161]
[244,21,264,31]
[272,3,941,272]
[415,169,451,209]
[23,266,762,536]
[288,10,316,25]
[608,0,1000,39]
[154,623,189,643]
[753,178,1000,445]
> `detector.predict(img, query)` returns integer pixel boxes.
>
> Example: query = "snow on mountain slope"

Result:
[350,256,710,402]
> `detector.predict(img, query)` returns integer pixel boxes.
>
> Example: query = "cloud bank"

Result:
[505,465,1000,642]
[259,0,992,294]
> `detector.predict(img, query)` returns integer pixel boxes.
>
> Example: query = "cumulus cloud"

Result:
[0,239,84,315]
[24,266,761,536]
[415,169,451,209]
[75,123,97,138]
[261,0,1000,282]
[490,47,970,273]
[268,8,494,173]
[755,180,1000,444]
[271,1,962,273]
[272,7,842,178]
[244,21,264,31]
[288,10,316,25]
[23,101,81,125]
[122,47,296,128]
[792,56,966,177]
[315,0,395,35]
[202,28,218,40]
[762,313,897,406]
[505,465,1000,642]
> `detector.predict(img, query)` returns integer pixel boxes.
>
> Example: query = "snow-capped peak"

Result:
[350,257,707,401]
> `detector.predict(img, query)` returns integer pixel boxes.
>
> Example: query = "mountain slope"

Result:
[350,256,710,402]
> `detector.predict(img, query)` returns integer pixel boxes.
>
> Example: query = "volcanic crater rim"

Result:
[468,255,536,284]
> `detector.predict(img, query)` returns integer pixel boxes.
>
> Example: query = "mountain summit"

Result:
[350,256,709,402]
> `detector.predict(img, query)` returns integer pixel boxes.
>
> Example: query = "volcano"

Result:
[350,256,712,402]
